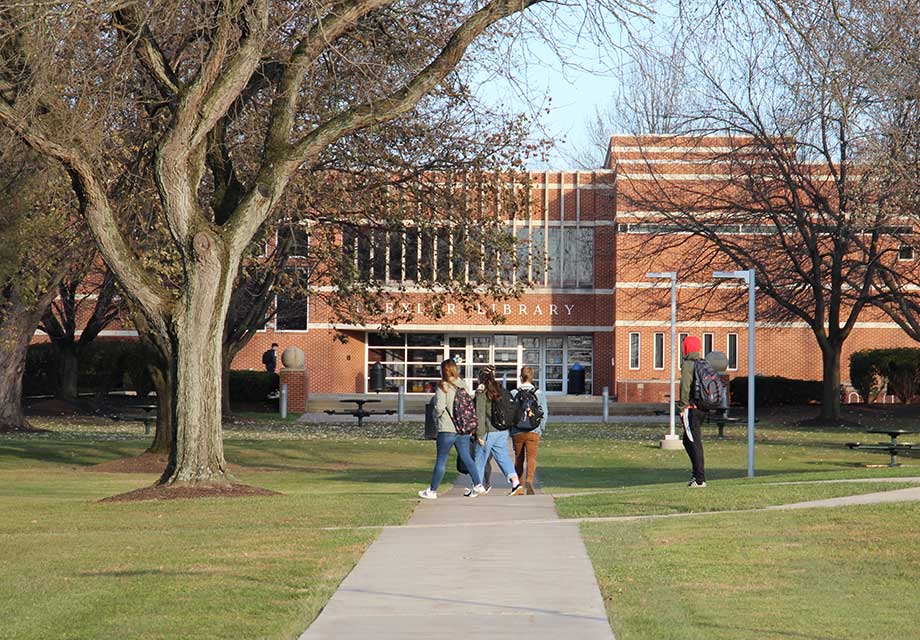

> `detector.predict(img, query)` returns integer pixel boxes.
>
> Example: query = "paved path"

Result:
[299,468,615,639]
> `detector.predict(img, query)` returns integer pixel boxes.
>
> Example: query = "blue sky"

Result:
[465,5,648,170]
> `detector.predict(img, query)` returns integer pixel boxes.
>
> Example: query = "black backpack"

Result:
[514,387,544,432]
[423,395,438,440]
[692,359,726,411]
[490,387,516,431]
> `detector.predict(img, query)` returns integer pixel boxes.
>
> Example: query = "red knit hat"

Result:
[682,336,701,356]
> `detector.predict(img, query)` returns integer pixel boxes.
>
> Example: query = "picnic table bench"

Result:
[324,399,396,428]
[110,404,157,435]
[847,428,919,468]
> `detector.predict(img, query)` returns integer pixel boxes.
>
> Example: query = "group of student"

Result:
[418,360,548,499]
[418,334,712,499]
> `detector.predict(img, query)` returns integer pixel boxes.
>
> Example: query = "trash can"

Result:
[568,362,586,395]
[369,362,386,392]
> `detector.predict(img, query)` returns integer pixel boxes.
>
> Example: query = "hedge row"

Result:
[24,341,156,398]
[849,348,920,403]
[228,370,279,403]
[728,376,823,407]
[25,341,278,403]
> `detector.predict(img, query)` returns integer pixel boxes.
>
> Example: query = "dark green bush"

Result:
[24,339,157,397]
[848,348,920,403]
[23,343,57,396]
[229,370,279,403]
[729,376,823,407]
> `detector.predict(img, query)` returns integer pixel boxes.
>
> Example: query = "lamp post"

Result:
[713,269,756,477]
[647,272,681,450]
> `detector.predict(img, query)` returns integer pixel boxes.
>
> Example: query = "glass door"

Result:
[493,335,519,390]
[521,336,542,390]
[544,336,564,392]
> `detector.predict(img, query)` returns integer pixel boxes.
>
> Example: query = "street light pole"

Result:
[647,272,681,450]
[714,269,756,477]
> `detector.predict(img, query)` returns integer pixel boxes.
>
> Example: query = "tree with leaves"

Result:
[0,0,639,485]
[0,142,79,431]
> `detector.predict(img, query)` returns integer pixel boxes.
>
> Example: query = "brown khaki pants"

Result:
[512,432,541,489]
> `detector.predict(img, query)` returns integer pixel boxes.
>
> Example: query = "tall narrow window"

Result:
[703,332,714,356]
[727,333,738,370]
[577,228,594,286]
[679,332,689,355]
[372,229,387,281]
[653,333,665,370]
[404,229,418,282]
[357,231,371,280]
[629,332,640,370]
[388,231,403,282]
[418,229,434,281]
[547,227,561,287]
[531,227,546,285]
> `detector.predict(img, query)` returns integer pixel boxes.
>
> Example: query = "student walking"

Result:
[466,366,524,497]
[418,359,487,500]
[678,336,707,488]
[511,366,548,495]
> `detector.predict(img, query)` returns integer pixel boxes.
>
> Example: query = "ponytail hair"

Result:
[479,366,503,401]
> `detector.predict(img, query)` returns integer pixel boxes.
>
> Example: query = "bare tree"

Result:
[39,267,123,402]
[0,0,640,486]
[615,1,903,421]
[570,35,689,168]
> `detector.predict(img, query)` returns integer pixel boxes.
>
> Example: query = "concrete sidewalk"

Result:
[299,473,615,639]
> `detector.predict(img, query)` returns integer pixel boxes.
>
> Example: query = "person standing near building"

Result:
[467,366,524,497]
[262,343,279,373]
[511,366,548,495]
[678,336,707,488]
[418,359,487,500]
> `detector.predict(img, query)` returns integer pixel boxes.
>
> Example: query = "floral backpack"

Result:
[449,385,478,435]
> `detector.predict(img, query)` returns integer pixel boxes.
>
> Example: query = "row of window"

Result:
[628,332,739,371]
[618,222,915,236]
[341,224,594,287]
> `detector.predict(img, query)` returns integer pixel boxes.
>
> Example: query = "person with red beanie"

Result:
[677,335,707,487]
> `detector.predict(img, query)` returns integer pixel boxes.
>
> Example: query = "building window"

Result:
[653,332,665,370]
[679,332,688,353]
[277,224,309,259]
[703,332,714,357]
[727,333,738,370]
[898,244,914,261]
[629,332,640,370]
[567,334,594,394]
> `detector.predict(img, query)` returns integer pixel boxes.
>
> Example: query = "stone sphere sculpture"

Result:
[281,347,305,369]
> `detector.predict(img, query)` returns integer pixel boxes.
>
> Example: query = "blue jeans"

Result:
[430,432,481,491]
[474,430,517,484]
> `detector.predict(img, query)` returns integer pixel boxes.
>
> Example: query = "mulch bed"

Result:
[100,482,281,503]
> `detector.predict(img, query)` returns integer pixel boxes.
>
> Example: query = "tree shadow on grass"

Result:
[0,440,146,468]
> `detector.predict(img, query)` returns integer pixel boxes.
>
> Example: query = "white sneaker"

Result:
[469,484,488,497]
[418,488,438,499]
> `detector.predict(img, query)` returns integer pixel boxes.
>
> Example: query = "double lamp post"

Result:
[646,269,757,478]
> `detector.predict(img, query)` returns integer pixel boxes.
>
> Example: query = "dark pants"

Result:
[682,408,705,483]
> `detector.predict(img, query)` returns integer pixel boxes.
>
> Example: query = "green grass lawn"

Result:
[0,425,436,640]
[2,414,918,639]
[581,503,920,640]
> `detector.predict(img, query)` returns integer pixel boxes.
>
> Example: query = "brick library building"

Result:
[224,135,917,402]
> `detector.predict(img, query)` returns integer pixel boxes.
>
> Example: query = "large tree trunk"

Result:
[0,296,55,432]
[146,364,173,455]
[820,345,842,421]
[54,341,79,401]
[158,233,235,485]
[0,316,32,431]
